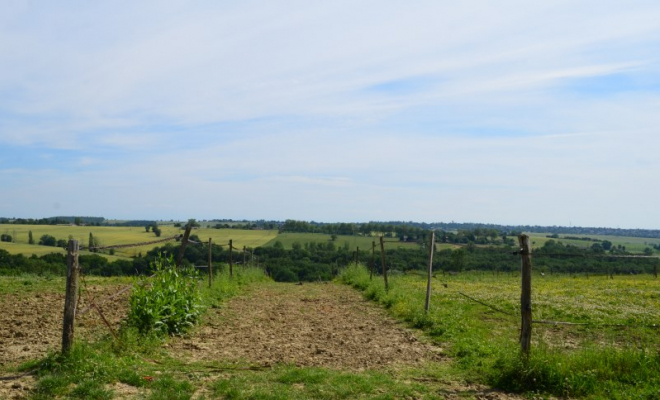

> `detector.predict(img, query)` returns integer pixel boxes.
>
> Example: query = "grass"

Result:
[526,232,660,254]
[263,232,457,251]
[339,265,660,398]
[0,224,278,259]
[0,274,132,296]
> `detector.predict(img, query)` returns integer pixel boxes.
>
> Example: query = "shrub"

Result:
[127,256,202,335]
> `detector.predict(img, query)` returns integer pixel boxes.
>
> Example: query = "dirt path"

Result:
[168,282,444,370]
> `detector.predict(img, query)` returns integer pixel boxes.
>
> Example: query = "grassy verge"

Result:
[339,265,660,398]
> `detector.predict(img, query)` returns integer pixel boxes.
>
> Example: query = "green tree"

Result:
[450,248,466,272]
[145,225,151,232]
[28,230,34,244]
[39,234,57,246]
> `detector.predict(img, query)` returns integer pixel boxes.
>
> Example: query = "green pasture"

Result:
[0,241,128,262]
[526,232,660,253]
[263,232,457,251]
[341,266,660,398]
[0,224,277,259]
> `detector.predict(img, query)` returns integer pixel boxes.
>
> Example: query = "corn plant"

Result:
[128,255,202,335]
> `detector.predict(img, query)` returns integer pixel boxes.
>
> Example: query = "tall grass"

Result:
[339,264,660,398]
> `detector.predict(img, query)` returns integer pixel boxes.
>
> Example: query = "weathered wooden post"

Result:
[208,238,213,288]
[370,241,375,280]
[379,236,388,291]
[518,234,532,357]
[176,225,192,268]
[229,239,234,278]
[62,239,80,354]
[425,231,435,313]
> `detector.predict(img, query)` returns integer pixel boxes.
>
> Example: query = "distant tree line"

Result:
[0,235,657,279]
[0,216,105,226]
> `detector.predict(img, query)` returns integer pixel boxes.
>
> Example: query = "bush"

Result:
[127,256,202,335]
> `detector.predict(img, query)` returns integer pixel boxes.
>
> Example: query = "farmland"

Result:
[0,224,277,259]
[264,232,459,251]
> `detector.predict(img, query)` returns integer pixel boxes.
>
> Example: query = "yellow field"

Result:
[0,224,278,259]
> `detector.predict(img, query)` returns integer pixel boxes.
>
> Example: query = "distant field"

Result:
[526,232,660,253]
[0,224,277,259]
[263,232,457,251]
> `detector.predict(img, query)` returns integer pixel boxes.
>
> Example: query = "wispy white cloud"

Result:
[1,1,660,227]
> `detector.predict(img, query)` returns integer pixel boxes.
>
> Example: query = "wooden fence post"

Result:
[176,225,192,268]
[380,236,388,291]
[425,231,435,313]
[356,247,360,266]
[62,239,79,354]
[229,239,233,278]
[518,234,532,357]
[370,241,375,280]
[243,246,246,267]
[208,238,213,288]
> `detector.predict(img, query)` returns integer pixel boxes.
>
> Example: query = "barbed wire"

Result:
[451,286,659,329]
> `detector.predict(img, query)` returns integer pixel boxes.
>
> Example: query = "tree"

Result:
[74,217,83,226]
[153,226,162,237]
[28,230,34,245]
[330,234,337,241]
[89,232,100,252]
[39,234,57,246]
[145,225,151,232]
[0,234,12,243]
[450,248,466,272]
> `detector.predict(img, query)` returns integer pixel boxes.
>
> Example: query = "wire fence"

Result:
[364,233,659,356]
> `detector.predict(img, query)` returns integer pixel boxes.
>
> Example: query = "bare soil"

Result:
[0,282,130,399]
[169,282,443,369]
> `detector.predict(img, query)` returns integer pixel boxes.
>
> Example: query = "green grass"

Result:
[339,265,660,398]
[526,232,660,254]
[0,274,132,296]
[0,224,278,259]
[263,232,456,251]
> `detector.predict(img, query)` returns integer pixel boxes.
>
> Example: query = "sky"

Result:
[1,1,659,229]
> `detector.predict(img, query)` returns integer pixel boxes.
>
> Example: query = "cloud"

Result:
[1,1,660,228]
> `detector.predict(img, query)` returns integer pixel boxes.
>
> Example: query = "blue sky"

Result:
[1,1,660,228]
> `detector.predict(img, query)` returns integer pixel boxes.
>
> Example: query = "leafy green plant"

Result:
[127,255,202,335]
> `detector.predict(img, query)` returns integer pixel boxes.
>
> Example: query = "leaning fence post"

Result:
[229,239,234,278]
[518,234,532,357]
[380,236,388,291]
[62,239,80,354]
[176,225,192,268]
[208,238,213,288]
[425,231,436,313]
[370,241,375,280]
